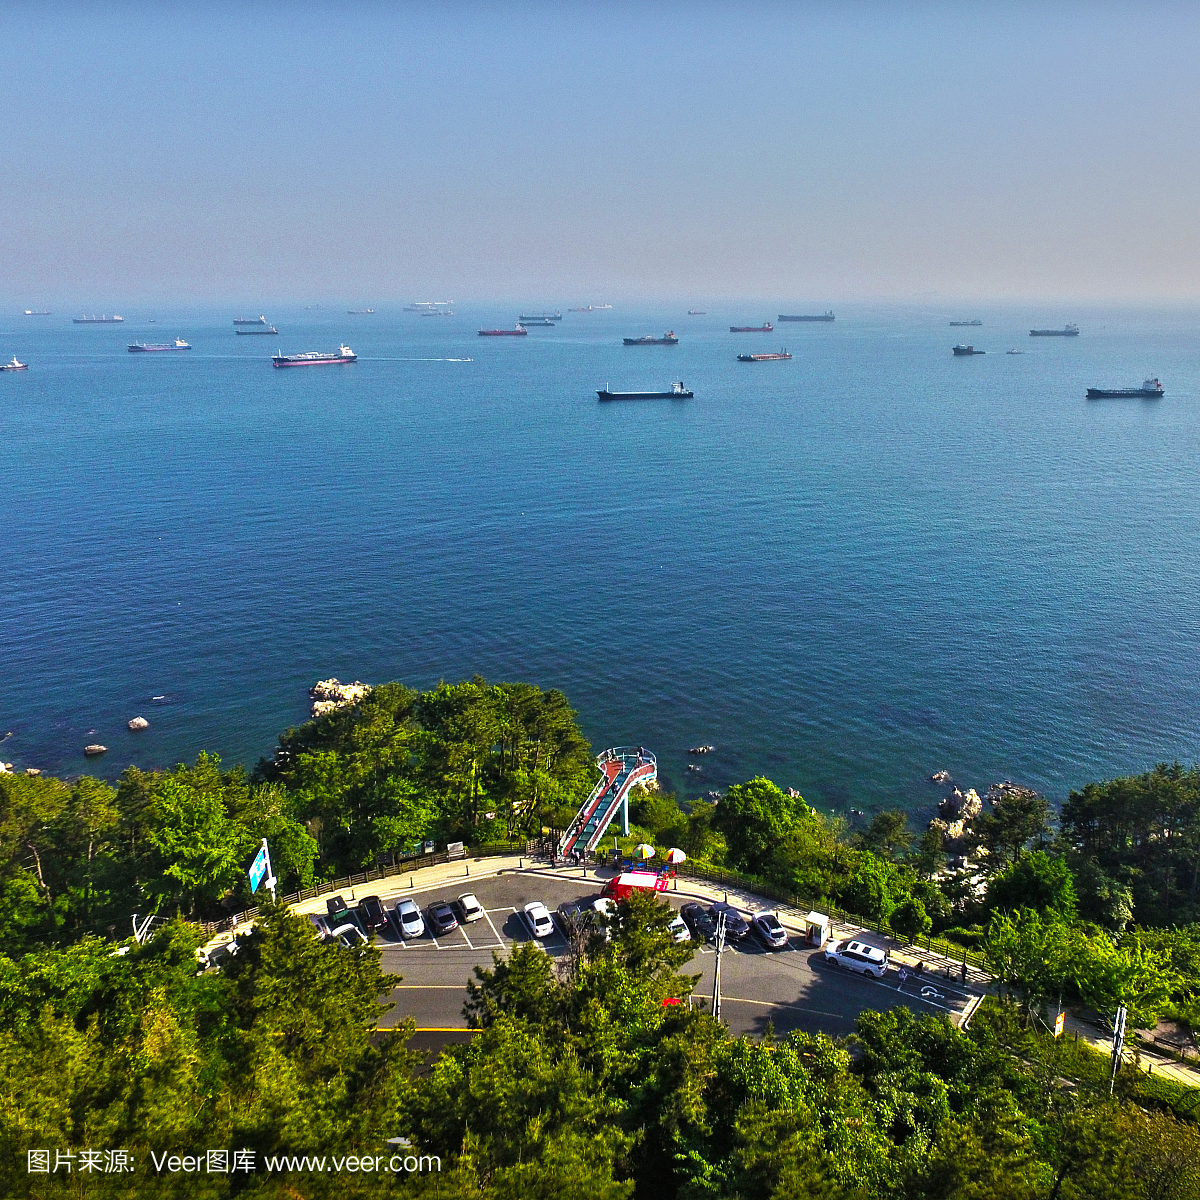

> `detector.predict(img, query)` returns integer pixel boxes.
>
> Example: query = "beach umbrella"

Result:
[664,848,687,864]
[633,843,656,859]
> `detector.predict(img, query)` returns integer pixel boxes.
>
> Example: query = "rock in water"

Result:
[128,716,150,731]
[309,677,372,718]
[84,744,108,756]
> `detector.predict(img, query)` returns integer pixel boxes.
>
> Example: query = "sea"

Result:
[3,303,1199,824]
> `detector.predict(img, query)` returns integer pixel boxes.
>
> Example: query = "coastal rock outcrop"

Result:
[928,787,982,848]
[128,716,150,731]
[929,769,951,783]
[310,678,372,718]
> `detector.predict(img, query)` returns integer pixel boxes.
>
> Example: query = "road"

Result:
[367,870,977,1055]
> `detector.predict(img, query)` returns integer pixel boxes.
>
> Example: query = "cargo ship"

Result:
[949,320,982,326]
[128,339,190,352]
[778,312,833,322]
[519,312,561,322]
[598,381,691,400]
[233,316,269,326]
[478,325,528,336]
[347,308,374,314]
[236,325,279,335]
[24,310,50,316]
[272,344,357,367]
[952,344,985,355]
[623,332,678,345]
[1030,324,1079,336]
[419,308,454,316]
[1,356,28,371]
[1087,378,1163,398]
[405,300,453,311]
[74,314,124,323]
[688,309,706,315]
[518,318,556,326]
[737,350,791,362]
[731,322,773,332]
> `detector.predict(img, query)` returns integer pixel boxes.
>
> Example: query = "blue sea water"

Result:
[2,303,1199,821]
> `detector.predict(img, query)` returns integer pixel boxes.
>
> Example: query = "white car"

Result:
[330,923,369,949]
[393,898,425,940]
[667,913,691,943]
[590,897,614,940]
[523,901,555,939]
[824,938,889,979]
[458,893,485,922]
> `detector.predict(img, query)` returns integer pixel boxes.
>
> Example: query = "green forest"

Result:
[2,676,1200,1197]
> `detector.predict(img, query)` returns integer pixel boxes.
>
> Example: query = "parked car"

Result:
[308,913,331,941]
[589,897,613,941]
[667,913,691,943]
[330,923,369,949]
[708,902,750,941]
[680,902,716,941]
[200,938,239,971]
[556,898,590,934]
[457,893,485,923]
[750,910,789,950]
[824,938,889,979]
[523,901,555,939]
[393,898,425,940]
[427,901,459,936]
[356,895,389,935]
[327,895,351,923]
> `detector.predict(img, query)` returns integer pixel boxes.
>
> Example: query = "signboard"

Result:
[446,841,466,861]
[1054,1011,1065,1038]
[248,840,274,895]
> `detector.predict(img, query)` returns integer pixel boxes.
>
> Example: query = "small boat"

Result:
[731,322,773,332]
[949,319,982,327]
[23,310,50,316]
[1030,324,1079,336]
[568,306,594,312]
[952,344,985,355]
[1,356,28,371]
[737,350,791,362]
[128,339,190,352]
[272,344,357,367]
[1006,348,1023,355]
[347,308,375,314]
[778,312,833,322]
[598,381,692,401]
[623,332,678,345]
[478,325,528,336]
[687,309,706,315]
[518,312,561,322]
[234,315,269,326]
[236,325,279,335]
[1087,378,1163,398]
[73,314,124,323]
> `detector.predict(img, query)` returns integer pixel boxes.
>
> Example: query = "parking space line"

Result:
[721,996,849,1021]
[481,908,507,945]
[460,926,475,950]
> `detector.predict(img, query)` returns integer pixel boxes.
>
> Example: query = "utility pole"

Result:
[1109,1005,1127,1095]
[711,910,726,1022]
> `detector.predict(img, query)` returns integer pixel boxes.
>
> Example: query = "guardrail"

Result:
[673,860,987,971]
[200,842,524,934]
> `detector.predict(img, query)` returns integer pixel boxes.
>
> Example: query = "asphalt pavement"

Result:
[367,871,978,1055]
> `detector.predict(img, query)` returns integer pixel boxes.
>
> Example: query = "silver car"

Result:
[393,898,425,939]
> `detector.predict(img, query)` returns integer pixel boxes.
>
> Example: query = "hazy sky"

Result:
[3,1,1198,303]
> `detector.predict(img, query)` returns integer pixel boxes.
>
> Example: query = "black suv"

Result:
[356,895,388,935]
[680,902,716,942]
[708,902,750,941]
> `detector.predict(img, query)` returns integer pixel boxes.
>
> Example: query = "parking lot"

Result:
[352,868,979,1052]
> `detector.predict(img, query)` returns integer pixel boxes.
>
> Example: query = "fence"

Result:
[200,842,523,935]
[672,860,987,971]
